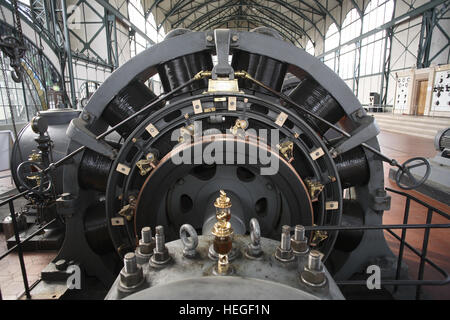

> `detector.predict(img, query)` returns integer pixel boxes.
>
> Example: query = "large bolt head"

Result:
[138,238,155,254]
[151,247,171,265]
[274,246,295,262]
[119,265,144,289]
[300,269,327,287]
[291,236,309,254]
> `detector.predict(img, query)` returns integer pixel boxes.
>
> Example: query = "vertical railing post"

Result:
[394,197,410,292]
[8,201,31,299]
[416,208,433,300]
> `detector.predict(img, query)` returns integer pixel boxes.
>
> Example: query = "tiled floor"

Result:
[0,131,448,300]
[0,235,56,300]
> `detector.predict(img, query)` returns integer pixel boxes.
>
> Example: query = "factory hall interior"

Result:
[0,0,449,303]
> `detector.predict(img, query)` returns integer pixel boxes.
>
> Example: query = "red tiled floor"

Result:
[0,232,56,300]
[378,131,450,299]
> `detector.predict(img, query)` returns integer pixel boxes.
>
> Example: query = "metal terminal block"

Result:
[145,123,159,137]
[291,225,309,255]
[150,225,171,265]
[192,99,203,114]
[178,124,196,143]
[310,147,324,160]
[276,140,294,163]
[228,96,237,110]
[275,112,288,127]
[119,252,144,290]
[310,226,328,247]
[230,119,248,136]
[274,225,295,262]
[118,196,136,221]
[305,179,324,200]
[135,153,158,176]
[116,163,131,176]
[300,250,327,287]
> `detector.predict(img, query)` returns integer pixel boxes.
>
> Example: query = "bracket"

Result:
[67,118,117,159]
[333,116,380,155]
[211,29,234,80]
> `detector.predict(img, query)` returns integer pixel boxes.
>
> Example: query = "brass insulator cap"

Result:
[211,221,234,238]
[214,190,232,209]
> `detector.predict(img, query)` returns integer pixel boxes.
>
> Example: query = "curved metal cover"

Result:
[125,276,320,300]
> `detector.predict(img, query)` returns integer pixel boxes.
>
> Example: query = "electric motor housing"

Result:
[13,28,393,287]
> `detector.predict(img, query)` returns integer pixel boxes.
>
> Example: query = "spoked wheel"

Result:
[16,161,52,195]
[395,157,431,190]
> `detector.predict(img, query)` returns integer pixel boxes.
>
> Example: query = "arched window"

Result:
[146,13,166,43]
[305,40,314,56]
[324,23,339,72]
[128,1,166,57]
[338,9,362,88]
[341,8,361,44]
[360,0,394,76]
[128,0,147,56]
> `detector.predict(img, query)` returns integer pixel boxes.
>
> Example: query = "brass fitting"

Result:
[217,254,230,274]
[212,190,233,275]
[28,151,41,162]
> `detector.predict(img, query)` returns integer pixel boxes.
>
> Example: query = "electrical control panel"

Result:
[431,70,450,112]
[395,76,411,113]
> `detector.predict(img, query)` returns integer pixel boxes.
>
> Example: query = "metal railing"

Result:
[0,186,449,300]
[306,187,450,299]
[0,187,56,300]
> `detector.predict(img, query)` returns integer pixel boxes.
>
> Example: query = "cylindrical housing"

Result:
[334,147,369,188]
[157,51,213,94]
[102,80,160,138]
[10,109,80,194]
[288,78,345,134]
[231,51,287,94]
[78,149,113,192]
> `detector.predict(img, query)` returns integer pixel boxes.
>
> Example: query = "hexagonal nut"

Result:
[151,248,170,264]
[291,239,309,254]
[138,239,155,255]
[275,246,294,262]
[300,269,327,287]
[135,248,152,265]
[119,266,144,289]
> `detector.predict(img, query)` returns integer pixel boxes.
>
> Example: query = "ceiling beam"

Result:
[185,1,311,42]
[94,0,155,45]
